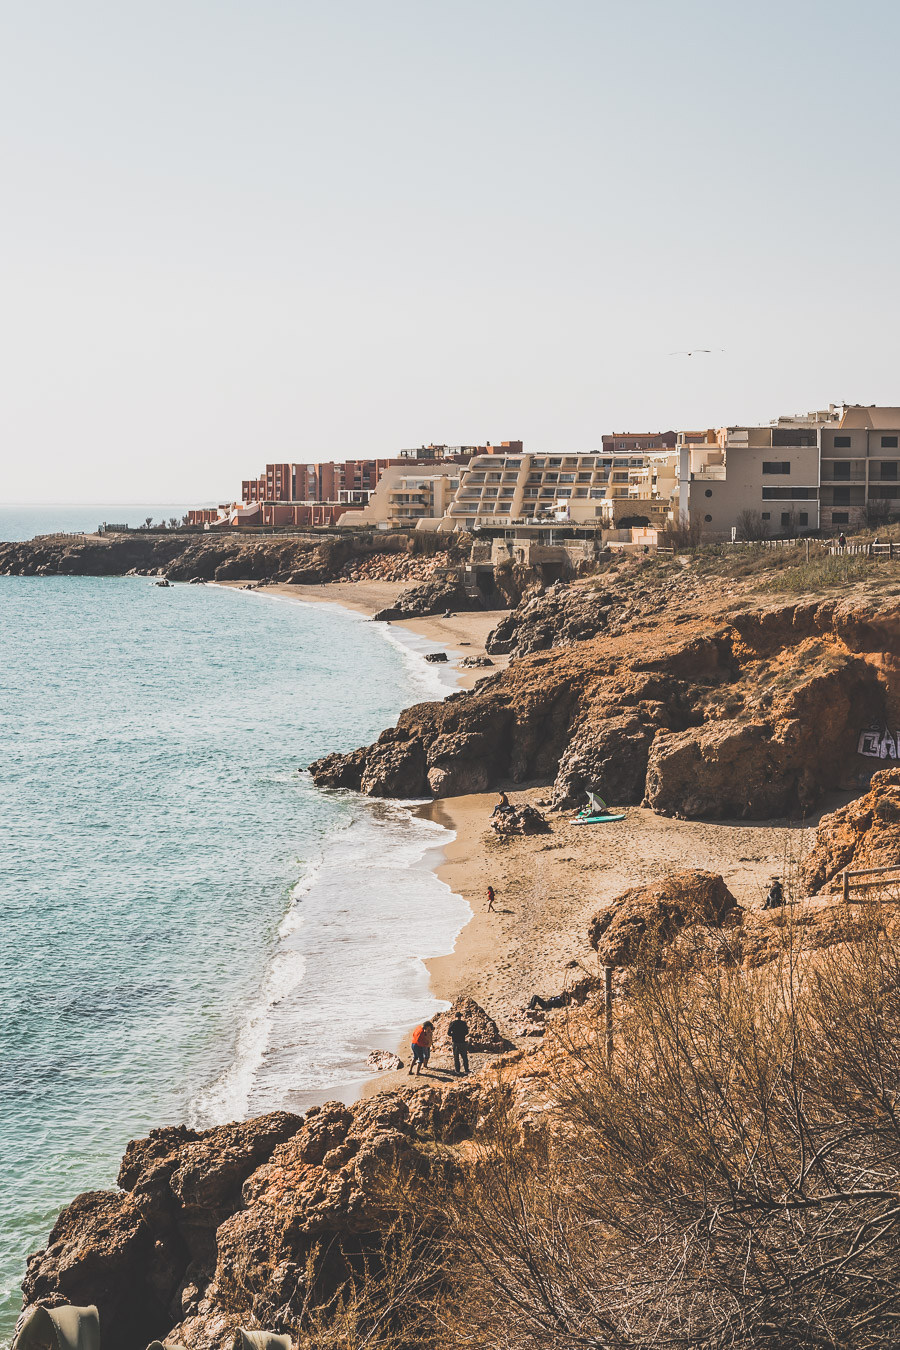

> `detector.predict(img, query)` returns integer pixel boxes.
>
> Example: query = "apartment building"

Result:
[240,446,480,510]
[337,465,464,530]
[819,407,900,530]
[601,430,677,454]
[678,406,900,536]
[443,446,678,531]
[679,414,833,536]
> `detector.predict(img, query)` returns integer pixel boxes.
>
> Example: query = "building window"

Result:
[882,436,899,448]
[833,435,851,449]
[761,512,770,520]
[762,461,791,475]
[781,513,792,528]
[704,489,712,498]
[577,473,592,482]
[832,511,849,524]
[559,473,576,482]
[761,487,817,500]
[831,487,851,506]
[704,514,712,522]
[832,462,852,479]
[798,512,809,525]
[548,458,562,466]
[878,461,899,480]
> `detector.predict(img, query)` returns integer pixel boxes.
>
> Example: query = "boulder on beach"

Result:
[365,1050,403,1072]
[431,997,511,1054]
[589,869,741,967]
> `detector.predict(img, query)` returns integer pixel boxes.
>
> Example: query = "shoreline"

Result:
[221,579,510,690]
[217,578,505,1101]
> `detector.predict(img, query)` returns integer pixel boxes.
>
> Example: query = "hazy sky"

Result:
[3,0,899,503]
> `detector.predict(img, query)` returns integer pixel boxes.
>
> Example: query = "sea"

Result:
[0,507,469,1341]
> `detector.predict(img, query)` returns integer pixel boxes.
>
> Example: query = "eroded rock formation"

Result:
[802,768,900,894]
[589,870,741,966]
[21,1087,483,1350]
[311,592,900,820]
[0,532,462,586]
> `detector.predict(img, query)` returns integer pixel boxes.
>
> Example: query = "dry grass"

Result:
[431,911,900,1348]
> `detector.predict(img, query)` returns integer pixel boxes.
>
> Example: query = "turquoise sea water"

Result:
[0,574,467,1340]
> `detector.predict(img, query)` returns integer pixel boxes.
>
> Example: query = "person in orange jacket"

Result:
[408,1021,434,1076]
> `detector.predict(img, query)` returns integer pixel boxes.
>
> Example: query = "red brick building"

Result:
[601,431,677,454]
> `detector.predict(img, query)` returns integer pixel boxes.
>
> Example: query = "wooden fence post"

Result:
[843,870,850,905]
[604,966,613,1064]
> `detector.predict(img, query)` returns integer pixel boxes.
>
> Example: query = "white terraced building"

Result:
[444,449,678,531]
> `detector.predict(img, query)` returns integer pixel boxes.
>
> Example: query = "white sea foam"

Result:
[190,800,468,1122]
[190,591,469,1122]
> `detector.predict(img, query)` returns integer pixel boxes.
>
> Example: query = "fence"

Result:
[828,541,899,557]
[841,866,900,902]
[32,531,90,542]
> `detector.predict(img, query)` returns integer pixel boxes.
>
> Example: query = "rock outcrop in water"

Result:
[0,533,466,586]
[311,590,900,820]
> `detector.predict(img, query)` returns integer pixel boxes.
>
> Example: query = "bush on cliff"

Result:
[429,916,900,1348]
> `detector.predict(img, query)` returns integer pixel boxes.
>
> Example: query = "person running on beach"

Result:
[408,1021,434,1076]
[486,885,496,912]
[447,1008,470,1076]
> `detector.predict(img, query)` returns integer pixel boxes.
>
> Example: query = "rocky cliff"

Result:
[802,767,900,894]
[0,532,465,586]
[21,1084,484,1349]
[311,575,900,819]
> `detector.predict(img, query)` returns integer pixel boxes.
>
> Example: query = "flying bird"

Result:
[668,349,725,357]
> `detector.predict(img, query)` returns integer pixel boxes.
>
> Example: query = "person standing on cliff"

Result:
[447,1009,470,1075]
[408,1021,434,1076]
[486,885,496,912]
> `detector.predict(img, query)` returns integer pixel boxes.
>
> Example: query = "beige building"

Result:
[336,464,463,530]
[819,406,900,530]
[444,448,677,531]
[680,405,900,537]
[679,413,834,537]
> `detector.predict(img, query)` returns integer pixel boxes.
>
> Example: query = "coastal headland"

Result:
[13,543,900,1347]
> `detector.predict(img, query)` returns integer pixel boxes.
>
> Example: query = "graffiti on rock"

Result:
[858,725,900,760]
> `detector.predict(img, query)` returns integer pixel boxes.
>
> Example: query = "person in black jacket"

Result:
[447,1009,470,1075]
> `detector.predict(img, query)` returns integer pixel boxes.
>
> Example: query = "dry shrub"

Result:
[436,914,900,1348]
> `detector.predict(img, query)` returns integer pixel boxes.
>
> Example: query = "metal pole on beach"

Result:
[604,966,613,1064]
